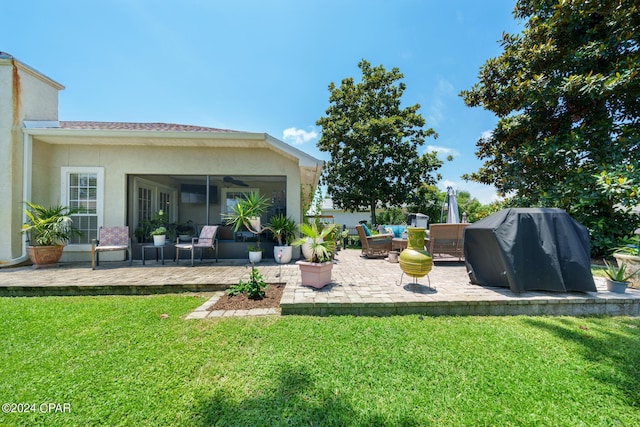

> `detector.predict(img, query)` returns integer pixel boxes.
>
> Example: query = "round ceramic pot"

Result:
[153,235,166,246]
[399,227,432,278]
[274,245,293,264]
[249,251,262,263]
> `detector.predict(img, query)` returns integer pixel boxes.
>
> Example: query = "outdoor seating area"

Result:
[1,248,639,317]
[355,225,393,258]
[175,225,219,266]
[91,226,132,270]
[428,223,468,261]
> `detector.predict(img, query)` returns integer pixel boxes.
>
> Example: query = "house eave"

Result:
[0,54,64,90]
[23,123,324,178]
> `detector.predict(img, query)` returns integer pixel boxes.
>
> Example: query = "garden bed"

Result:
[209,283,285,311]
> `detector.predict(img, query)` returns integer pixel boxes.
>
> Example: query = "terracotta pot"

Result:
[399,227,432,278]
[296,260,333,288]
[27,245,64,269]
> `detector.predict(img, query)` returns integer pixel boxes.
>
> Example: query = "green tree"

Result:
[316,59,442,225]
[460,0,640,255]
[455,191,482,223]
[408,185,445,224]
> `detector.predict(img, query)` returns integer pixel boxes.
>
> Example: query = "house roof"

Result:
[0,52,64,90]
[23,120,324,189]
[59,121,238,133]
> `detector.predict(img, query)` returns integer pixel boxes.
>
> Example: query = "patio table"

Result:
[142,243,173,265]
[392,238,408,251]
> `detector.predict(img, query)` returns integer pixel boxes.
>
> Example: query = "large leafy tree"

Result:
[460,0,640,255]
[317,60,442,225]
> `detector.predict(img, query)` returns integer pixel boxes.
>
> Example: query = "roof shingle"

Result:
[59,121,237,133]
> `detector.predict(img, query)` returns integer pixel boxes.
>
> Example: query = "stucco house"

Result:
[0,53,322,265]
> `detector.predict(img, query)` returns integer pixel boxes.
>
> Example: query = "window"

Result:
[222,188,259,215]
[138,186,153,223]
[131,177,177,228]
[61,167,104,246]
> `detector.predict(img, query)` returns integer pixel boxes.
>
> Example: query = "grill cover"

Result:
[464,208,596,293]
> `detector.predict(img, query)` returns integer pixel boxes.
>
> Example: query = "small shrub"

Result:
[226,267,267,300]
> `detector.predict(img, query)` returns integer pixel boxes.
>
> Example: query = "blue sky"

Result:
[3,0,522,204]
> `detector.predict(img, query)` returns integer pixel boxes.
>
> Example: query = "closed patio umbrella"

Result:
[446,187,460,223]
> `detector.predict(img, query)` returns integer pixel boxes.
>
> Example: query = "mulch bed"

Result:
[209,283,285,311]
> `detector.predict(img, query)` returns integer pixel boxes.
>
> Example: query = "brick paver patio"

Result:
[1,249,638,317]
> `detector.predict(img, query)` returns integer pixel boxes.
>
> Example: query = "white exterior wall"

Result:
[0,56,61,264]
[2,55,320,265]
[31,140,303,261]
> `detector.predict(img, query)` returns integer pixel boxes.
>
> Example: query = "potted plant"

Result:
[150,226,167,246]
[247,245,263,264]
[135,209,173,243]
[175,220,194,242]
[603,259,638,293]
[21,202,81,268]
[293,222,337,288]
[265,214,297,264]
[224,192,270,262]
[612,228,640,289]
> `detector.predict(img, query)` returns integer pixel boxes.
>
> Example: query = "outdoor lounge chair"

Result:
[91,226,132,270]
[175,225,219,266]
[427,223,468,261]
[355,225,393,258]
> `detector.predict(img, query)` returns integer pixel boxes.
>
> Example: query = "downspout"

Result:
[3,59,29,266]
[3,129,31,267]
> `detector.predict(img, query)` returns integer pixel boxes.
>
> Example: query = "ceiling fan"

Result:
[223,176,248,187]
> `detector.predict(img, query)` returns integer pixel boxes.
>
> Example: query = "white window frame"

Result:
[61,167,105,251]
[131,177,178,228]
[221,188,260,215]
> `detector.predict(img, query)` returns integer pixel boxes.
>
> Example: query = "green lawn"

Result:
[1,295,638,426]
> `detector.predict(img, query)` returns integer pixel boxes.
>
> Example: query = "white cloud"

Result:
[282,127,318,145]
[427,79,455,126]
[426,145,460,158]
[481,130,493,140]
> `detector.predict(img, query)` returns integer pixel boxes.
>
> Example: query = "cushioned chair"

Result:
[427,223,469,261]
[355,225,393,258]
[175,225,219,266]
[91,226,132,270]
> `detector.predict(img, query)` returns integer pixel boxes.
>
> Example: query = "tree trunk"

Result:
[370,198,377,226]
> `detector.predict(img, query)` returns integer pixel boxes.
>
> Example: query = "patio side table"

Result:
[392,238,408,251]
[142,243,173,265]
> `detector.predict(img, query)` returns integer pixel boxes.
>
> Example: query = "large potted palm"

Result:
[224,192,270,263]
[21,202,81,268]
[293,222,337,288]
[265,214,297,264]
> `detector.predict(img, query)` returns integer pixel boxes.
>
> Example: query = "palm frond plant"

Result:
[224,192,270,234]
[265,214,297,246]
[293,222,338,288]
[293,222,337,263]
[21,202,81,246]
[224,192,270,262]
